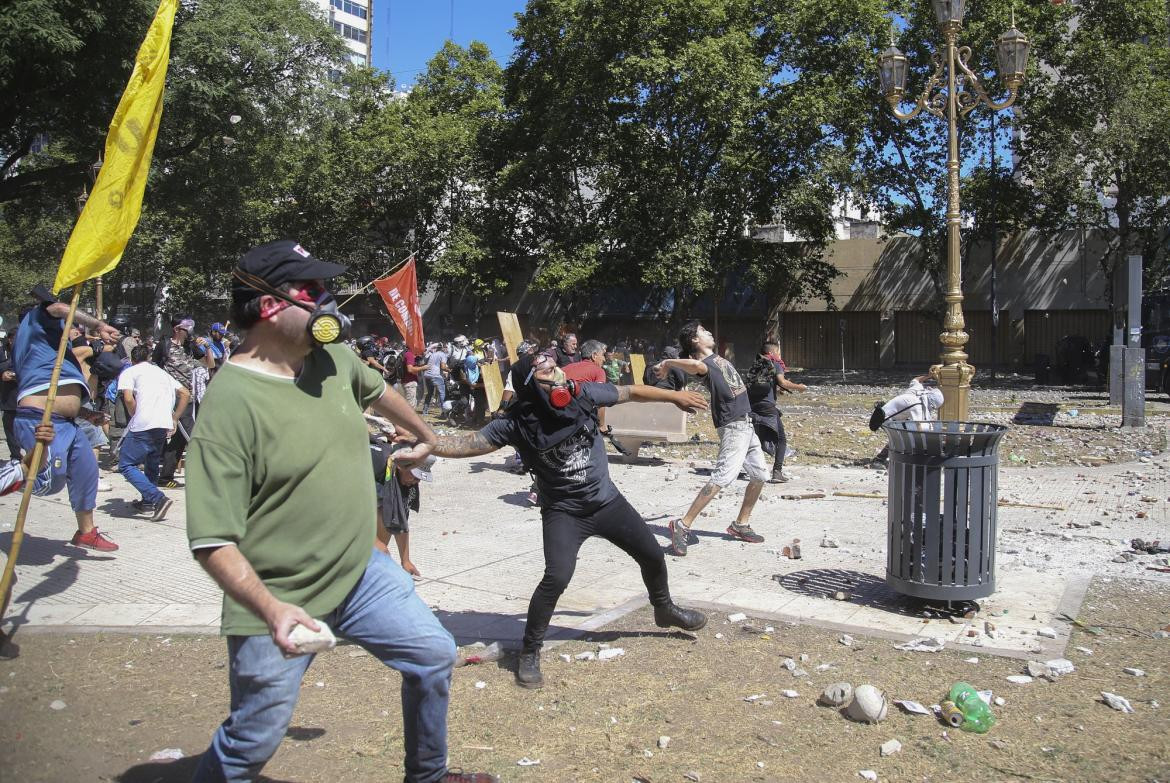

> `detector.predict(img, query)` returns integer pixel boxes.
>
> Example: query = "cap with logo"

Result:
[233,240,347,298]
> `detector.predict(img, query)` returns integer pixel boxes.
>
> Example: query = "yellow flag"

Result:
[53,0,177,294]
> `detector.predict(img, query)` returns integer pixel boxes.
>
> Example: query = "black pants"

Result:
[161,404,195,481]
[524,493,671,653]
[753,412,787,474]
[2,409,17,460]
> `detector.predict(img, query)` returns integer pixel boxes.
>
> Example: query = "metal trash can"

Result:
[884,420,1008,601]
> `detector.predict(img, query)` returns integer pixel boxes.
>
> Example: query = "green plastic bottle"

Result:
[948,681,996,733]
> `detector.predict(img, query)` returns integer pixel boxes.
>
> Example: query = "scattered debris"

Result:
[1100,692,1135,713]
[781,492,825,500]
[839,634,854,647]
[1122,668,1146,677]
[574,652,596,662]
[894,637,945,653]
[684,772,701,782]
[859,771,878,781]
[744,693,767,702]
[963,657,979,664]
[517,757,541,766]
[880,739,902,757]
[832,591,852,601]
[1075,646,1094,656]
[993,696,1006,707]
[456,641,503,667]
[894,700,931,716]
[846,684,888,724]
[658,736,671,749]
[558,654,572,663]
[1027,661,1052,679]
[1046,658,1075,676]
[148,748,184,762]
[598,647,625,661]
[819,682,853,708]
[1006,675,1033,684]
[49,700,66,711]
[821,536,840,548]
[727,612,747,622]
[781,689,800,699]
[474,681,486,689]
[1036,627,1058,639]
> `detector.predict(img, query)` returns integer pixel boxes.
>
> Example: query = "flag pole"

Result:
[0,284,84,645]
[338,251,418,308]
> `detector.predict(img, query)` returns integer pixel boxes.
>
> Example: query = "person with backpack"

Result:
[745,341,806,484]
[426,350,711,689]
[867,374,944,465]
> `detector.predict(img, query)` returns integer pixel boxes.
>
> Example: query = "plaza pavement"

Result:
[1,424,1167,662]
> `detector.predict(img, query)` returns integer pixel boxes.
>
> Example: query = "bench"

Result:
[604,401,689,459]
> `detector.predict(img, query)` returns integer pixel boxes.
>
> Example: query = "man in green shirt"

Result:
[186,240,496,783]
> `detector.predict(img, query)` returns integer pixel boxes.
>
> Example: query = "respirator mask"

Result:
[527,360,580,409]
[233,269,351,345]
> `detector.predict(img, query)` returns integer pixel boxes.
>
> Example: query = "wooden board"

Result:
[629,353,646,385]
[496,312,523,363]
[482,360,504,412]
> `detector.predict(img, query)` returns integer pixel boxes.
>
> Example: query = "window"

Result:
[331,0,367,19]
[332,20,368,44]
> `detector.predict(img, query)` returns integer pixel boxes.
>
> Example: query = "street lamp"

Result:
[877,8,1030,421]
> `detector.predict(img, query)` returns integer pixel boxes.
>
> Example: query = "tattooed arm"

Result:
[432,429,501,459]
[613,384,708,413]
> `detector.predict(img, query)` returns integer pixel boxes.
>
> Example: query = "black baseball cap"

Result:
[233,240,347,297]
[30,284,58,305]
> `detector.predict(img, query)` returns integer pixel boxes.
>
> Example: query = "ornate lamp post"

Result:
[878,2,1030,420]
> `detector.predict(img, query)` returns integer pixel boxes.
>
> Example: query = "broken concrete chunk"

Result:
[819,682,853,708]
[658,736,671,749]
[1027,661,1052,679]
[597,647,625,661]
[840,634,854,647]
[1006,675,1034,684]
[1036,627,1058,639]
[574,651,596,661]
[858,771,878,782]
[894,637,945,653]
[880,739,902,757]
[1046,658,1075,676]
[727,612,747,622]
[1122,668,1146,677]
[1101,692,1135,713]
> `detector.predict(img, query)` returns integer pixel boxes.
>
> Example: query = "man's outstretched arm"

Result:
[432,430,500,458]
[614,385,708,412]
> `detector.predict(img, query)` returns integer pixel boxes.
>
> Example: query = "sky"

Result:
[370,0,528,89]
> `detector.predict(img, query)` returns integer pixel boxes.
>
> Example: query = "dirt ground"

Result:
[1,577,1167,783]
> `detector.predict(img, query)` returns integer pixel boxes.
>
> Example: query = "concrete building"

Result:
[311,0,372,66]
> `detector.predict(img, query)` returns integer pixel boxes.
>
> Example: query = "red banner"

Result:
[373,257,425,355]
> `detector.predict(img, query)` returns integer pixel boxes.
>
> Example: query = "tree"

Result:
[499,0,864,333]
[1013,0,1170,292]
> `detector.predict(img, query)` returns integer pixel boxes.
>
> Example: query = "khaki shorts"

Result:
[711,417,769,487]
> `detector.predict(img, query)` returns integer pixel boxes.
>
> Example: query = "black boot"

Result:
[516,651,543,689]
[654,602,708,632]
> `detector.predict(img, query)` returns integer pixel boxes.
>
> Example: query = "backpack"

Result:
[744,356,776,402]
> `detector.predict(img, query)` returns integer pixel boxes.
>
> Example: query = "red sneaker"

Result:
[71,528,119,552]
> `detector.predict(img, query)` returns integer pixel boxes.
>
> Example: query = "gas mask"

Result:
[232,270,351,345]
[536,367,580,409]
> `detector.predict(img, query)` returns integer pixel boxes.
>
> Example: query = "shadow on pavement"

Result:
[775,568,975,619]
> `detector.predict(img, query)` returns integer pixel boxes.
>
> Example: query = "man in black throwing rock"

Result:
[428,352,709,689]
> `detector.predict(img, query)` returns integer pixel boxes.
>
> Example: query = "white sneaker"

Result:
[97,481,113,492]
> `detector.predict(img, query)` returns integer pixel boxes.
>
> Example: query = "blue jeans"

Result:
[118,428,167,505]
[193,550,456,783]
[13,407,98,512]
[421,375,445,412]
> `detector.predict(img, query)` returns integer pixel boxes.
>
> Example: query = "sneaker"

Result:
[769,470,790,484]
[152,497,174,522]
[654,602,708,632]
[131,500,156,514]
[158,479,181,489]
[668,519,691,557]
[96,480,113,492]
[516,652,543,689]
[71,528,119,552]
[726,523,764,544]
[443,772,501,782]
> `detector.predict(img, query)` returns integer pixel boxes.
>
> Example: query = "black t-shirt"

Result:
[554,346,580,367]
[370,442,419,529]
[747,358,783,422]
[701,354,749,428]
[480,382,621,514]
[645,364,687,391]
